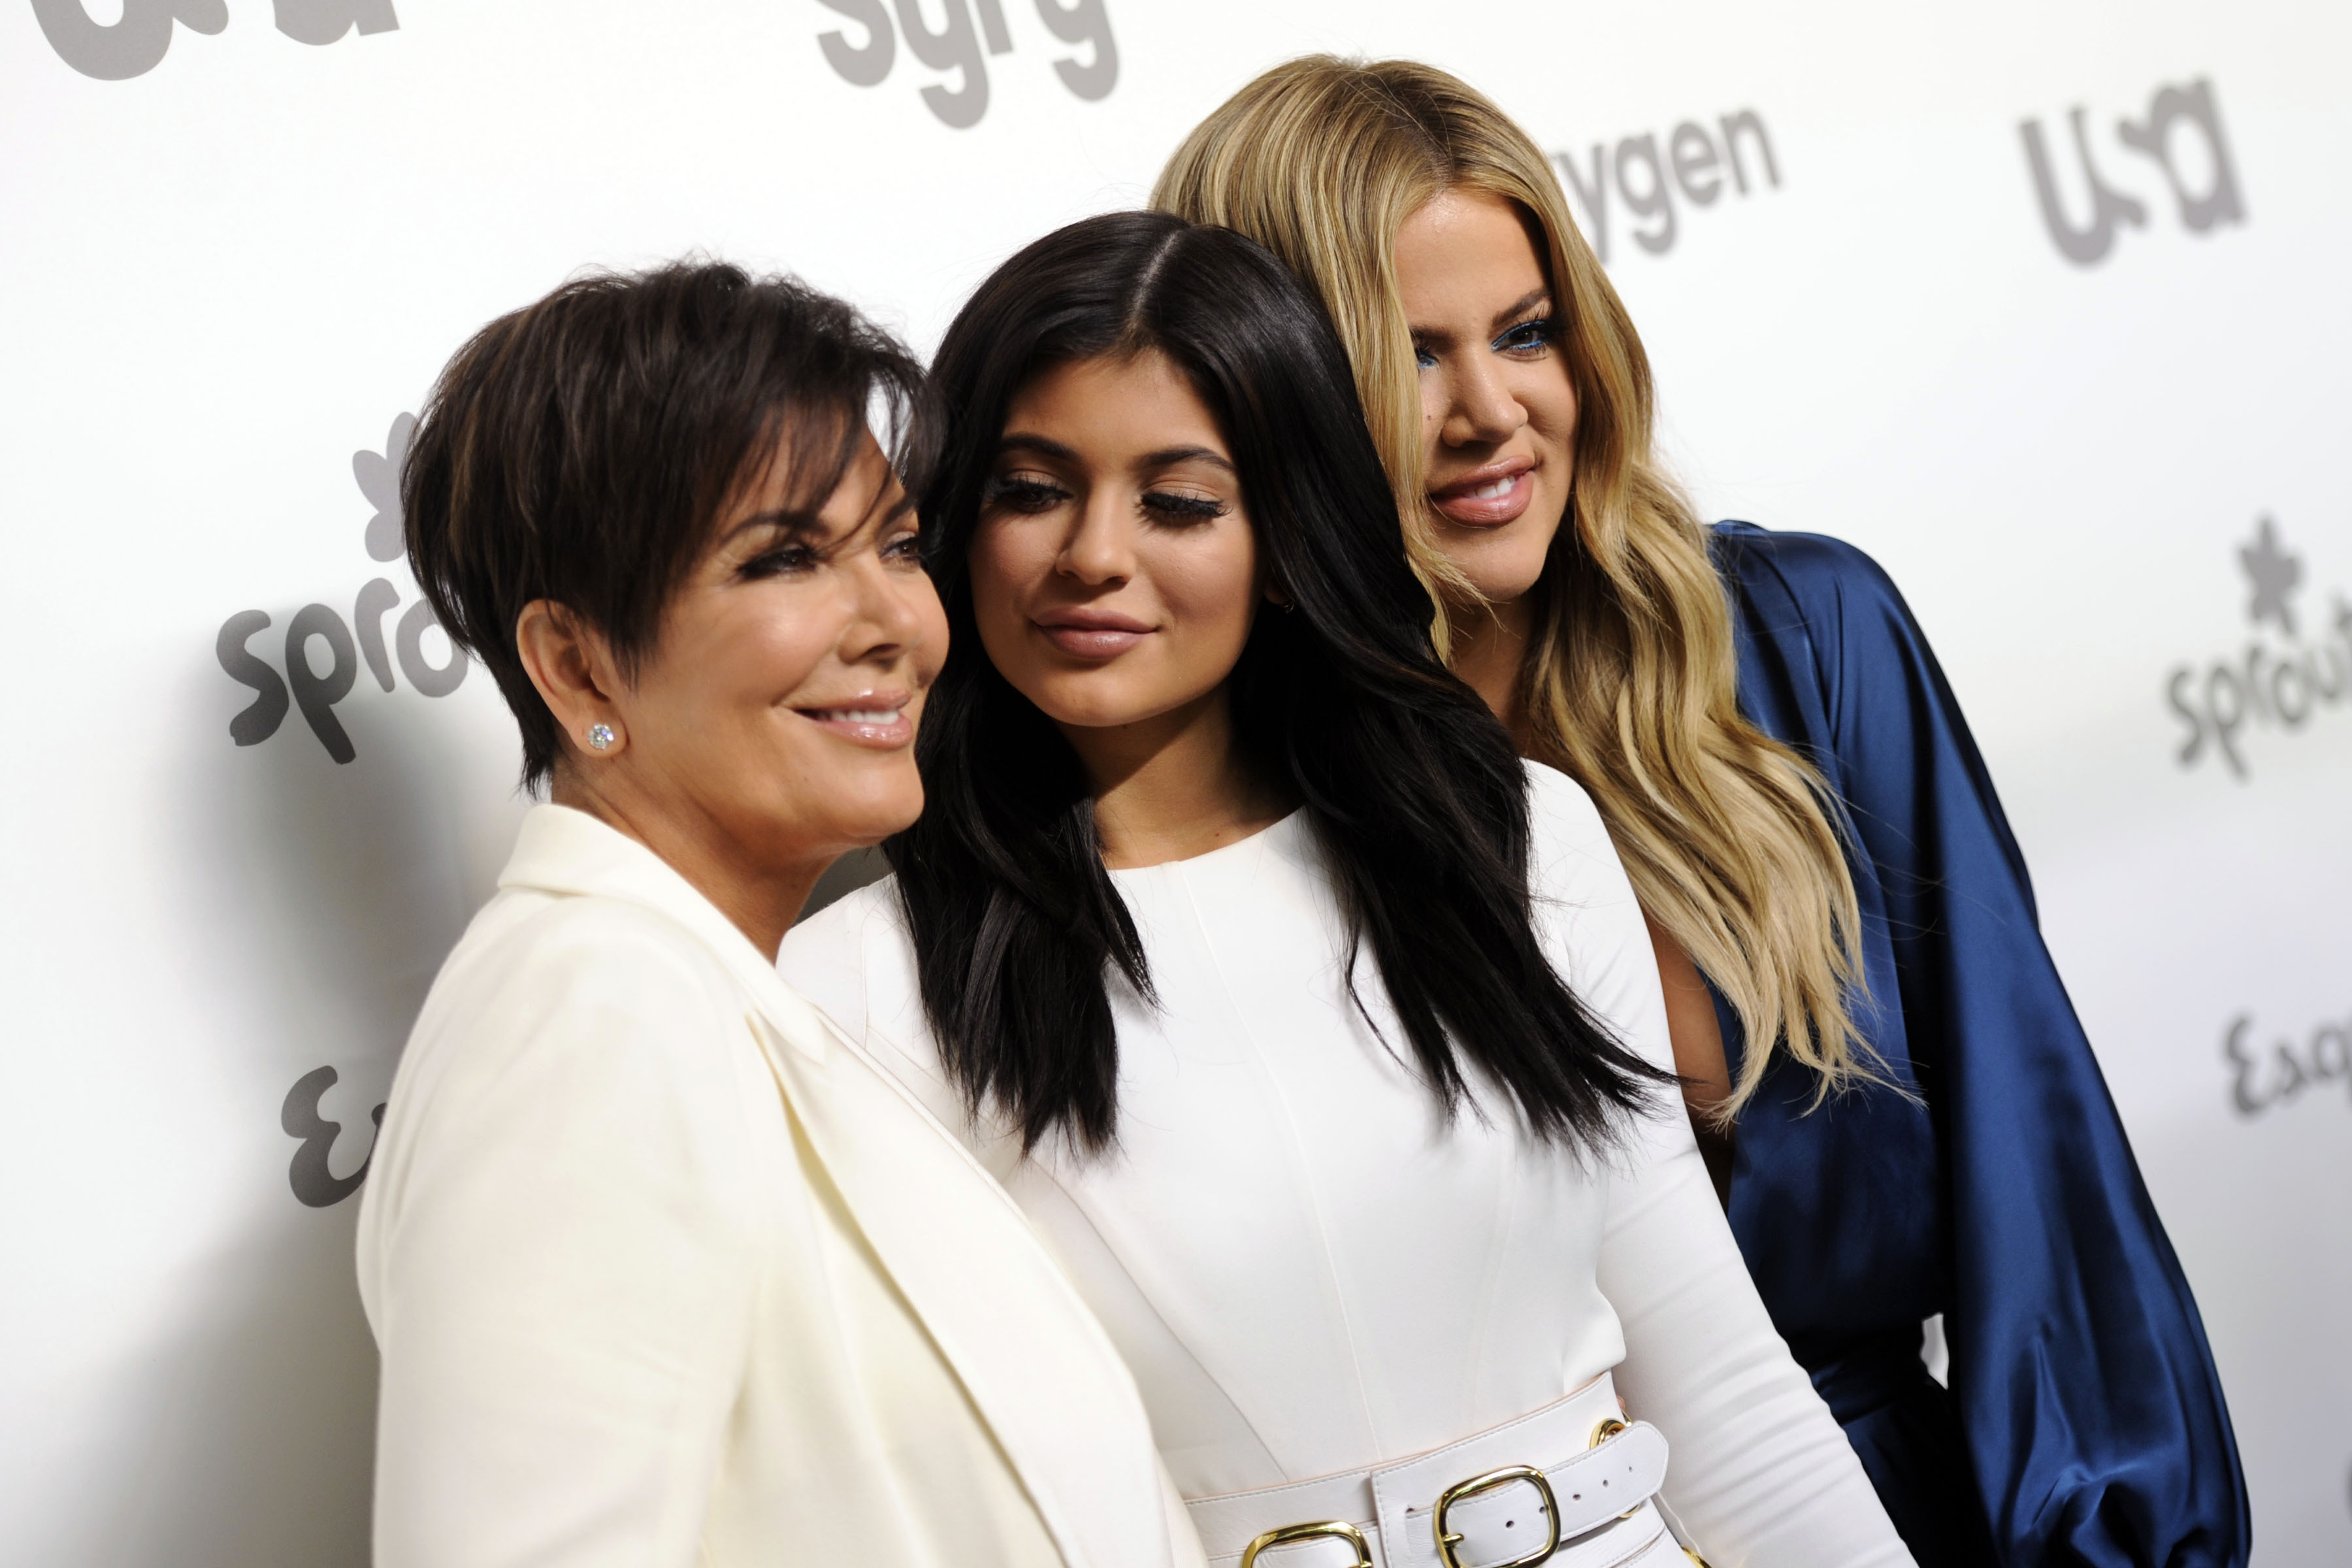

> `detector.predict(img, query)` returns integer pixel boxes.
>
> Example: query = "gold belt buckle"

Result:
[1432,1464,1560,1568]
[1239,1520,1373,1568]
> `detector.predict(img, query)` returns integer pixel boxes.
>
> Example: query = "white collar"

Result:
[497,802,829,1061]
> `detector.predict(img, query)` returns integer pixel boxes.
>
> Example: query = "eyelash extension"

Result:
[988,475,1068,512]
[1141,491,1227,521]
[1496,315,1561,351]
[741,544,818,580]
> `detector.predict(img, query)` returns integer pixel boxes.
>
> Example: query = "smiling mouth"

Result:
[793,698,914,747]
[1429,461,1537,528]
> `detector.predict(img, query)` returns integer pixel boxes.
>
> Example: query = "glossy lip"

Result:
[791,689,915,748]
[1033,606,1154,661]
[1428,456,1536,529]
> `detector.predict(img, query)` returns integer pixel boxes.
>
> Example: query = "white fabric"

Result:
[779,764,1915,1568]
[358,802,1201,1568]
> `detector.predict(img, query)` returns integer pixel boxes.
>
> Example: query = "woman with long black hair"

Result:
[780,210,1912,1566]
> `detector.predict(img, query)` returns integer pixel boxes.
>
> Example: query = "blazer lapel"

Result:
[749,981,1173,1568]
[499,806,1173,1568]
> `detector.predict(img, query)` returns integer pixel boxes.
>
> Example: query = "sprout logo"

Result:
[213,414,468,766]
[2164,517,2352,778]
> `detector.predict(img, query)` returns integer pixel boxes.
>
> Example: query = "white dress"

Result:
[779,764,1912,1566]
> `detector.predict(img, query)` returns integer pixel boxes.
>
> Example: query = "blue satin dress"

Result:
[1707,523,2249,1568]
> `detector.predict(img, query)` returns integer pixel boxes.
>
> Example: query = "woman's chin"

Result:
[777,761,925,853]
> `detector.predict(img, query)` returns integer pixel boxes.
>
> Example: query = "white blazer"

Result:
[356,804,1200,1568]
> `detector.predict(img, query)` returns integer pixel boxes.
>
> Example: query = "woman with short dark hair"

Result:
[357,261,1196,1568]
[782,212,1913,1566]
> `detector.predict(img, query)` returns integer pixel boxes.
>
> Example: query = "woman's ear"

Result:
[515,600,629,760]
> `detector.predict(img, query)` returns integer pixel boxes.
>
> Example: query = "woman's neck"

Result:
[1446,594,1538,751]
[1059,687,1293,870]
[551,769,817,961]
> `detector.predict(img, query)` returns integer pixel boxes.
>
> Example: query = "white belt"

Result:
[1186,1375,1682,1568]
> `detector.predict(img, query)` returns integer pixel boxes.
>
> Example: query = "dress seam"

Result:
[1170,852,1386,1462]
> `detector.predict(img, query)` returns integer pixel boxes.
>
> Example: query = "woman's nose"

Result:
[1439,357,1526,449]
[1057,495,1134,585]
[841,553,930,662]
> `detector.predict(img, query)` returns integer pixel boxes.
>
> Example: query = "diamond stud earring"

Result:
[587,723,617,751]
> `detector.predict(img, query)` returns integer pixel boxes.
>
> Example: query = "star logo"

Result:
[2239,515,2302,636]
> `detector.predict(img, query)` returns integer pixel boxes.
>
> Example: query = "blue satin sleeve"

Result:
[1708,522,2248,1568]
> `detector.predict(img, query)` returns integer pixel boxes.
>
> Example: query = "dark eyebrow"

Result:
[998,432,1079,461]
[997,434,1235,477]
[721,509,827,546]
[1138,444,1235,475]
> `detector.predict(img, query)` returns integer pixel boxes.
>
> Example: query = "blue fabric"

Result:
[1707,522,2249,1568]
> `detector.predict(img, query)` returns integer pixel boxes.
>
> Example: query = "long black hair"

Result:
[889,209,1668,1154]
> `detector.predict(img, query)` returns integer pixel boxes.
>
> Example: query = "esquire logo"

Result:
[283,1064,383,1207]
[2223,1007,2351,1121]
[815,0,1115,129]
[32,0,394,81]
[2164,517,2350,779]
[1548,108,1782,267]
[214,414,468,768]
[2019,76,2244,266]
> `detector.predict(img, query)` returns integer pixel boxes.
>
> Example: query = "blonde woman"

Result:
[1156,57,2246,1568]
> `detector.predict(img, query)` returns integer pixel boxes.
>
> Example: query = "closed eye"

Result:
[988,474,1070,514]
[1141,490,1227,523]
[740,542,819,580]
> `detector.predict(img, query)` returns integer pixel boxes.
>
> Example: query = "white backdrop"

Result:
[3,1,2347,1562]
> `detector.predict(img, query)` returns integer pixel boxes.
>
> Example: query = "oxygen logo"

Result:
[33,0,395,81]
[1550,108,1781,267]
[814,0,1115,129]
[2164,517,2351,779]
[2223,1007,2351,1120]
[214,414,468,766]
[2020,76,2244,266]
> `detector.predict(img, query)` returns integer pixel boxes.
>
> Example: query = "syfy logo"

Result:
[2019,76,2244,267]
[815,0,1116,130]
[33,0,393,81]
[214,414,469,766]
[2163,517,2349,779]
[1550,109,1781,267]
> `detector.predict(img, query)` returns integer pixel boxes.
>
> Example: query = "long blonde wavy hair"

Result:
[1154,56,1869,1115]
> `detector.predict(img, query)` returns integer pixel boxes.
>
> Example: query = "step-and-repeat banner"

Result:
[4,2,2345,1561]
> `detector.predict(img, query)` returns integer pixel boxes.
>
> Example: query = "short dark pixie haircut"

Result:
[402,261,932,791]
